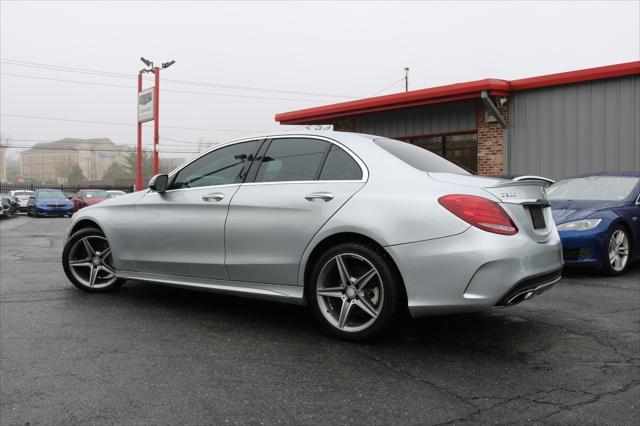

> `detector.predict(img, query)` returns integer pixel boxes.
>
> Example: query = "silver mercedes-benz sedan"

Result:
[62,132,562,340]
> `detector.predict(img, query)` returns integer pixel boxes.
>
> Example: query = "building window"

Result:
[407,133,477,173]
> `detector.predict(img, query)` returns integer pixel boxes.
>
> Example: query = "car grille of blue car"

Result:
[46,203,67,208]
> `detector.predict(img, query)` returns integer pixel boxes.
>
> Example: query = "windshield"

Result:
[85,191,110,198]
[12,191,33,197]
[36,190,67,199]
[373,138,470,174]
[547,176,639,201]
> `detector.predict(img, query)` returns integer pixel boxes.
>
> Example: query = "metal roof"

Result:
[276,61,640,125]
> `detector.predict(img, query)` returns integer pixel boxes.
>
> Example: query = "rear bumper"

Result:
[384,227,563,317]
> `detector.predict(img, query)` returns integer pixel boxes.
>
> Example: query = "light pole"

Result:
[137,57,175,189]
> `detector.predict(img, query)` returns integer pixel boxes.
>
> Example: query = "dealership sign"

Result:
[138,87,154,123]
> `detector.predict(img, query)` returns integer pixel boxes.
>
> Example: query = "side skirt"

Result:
[116,270,306,305]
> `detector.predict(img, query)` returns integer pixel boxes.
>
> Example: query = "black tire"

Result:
[62,227,124,293]
[308,242,402,342]
[601,224,632,276]
[33,208,38,218]
[26,207,32,217]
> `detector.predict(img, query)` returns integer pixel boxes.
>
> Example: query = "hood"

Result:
[549,199,626,223]
[83,197,108,205]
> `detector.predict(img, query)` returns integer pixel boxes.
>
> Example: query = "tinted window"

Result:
[373,138,470,174]
[171,140,259,189]
[319,145,363,180]
[254,138,329,183]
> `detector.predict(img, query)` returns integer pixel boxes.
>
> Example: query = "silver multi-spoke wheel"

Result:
[316,253,384,333]
[67,235,117,289]
[608,229,629,272]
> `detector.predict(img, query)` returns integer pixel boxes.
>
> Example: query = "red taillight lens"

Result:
[438,194,518,235]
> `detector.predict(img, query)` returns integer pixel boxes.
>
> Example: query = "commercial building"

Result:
[21,138,126,183]
[276,62,640,179]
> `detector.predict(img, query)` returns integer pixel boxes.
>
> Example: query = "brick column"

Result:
[476,99,509,176]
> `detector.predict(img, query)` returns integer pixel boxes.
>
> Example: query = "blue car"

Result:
[548,172,640,275]
[27,188,75,218]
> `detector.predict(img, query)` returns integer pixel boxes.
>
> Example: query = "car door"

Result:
[225,137,366,285]
[130,139,262,279]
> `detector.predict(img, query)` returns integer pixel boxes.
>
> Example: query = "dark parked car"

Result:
[27,189,75,218]
[70,189,111,210]
[1,195,14,218]
[0,193,19,216]
[548,172,640,275]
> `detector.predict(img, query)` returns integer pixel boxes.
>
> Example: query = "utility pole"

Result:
[136,73,143,190]
[137,57,175,189]
[153,66,160,175]
[404,67,409,92]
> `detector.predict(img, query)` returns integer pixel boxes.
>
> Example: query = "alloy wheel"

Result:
[67,235,117,288]
[316,253,384,333]
[608,229,629,272]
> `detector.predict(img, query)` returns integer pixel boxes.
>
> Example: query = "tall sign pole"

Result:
[137,57,174,188]
[153,67,160,175]
[136,73,143,190]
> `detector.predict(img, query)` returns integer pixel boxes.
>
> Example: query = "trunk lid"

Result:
[429,173,554,242]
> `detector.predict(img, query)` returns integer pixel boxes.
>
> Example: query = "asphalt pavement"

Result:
[1,215,639,425]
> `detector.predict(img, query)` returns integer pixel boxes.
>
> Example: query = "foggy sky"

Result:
[1,0,639,160]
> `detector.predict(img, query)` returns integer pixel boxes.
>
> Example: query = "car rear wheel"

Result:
[62,228,124,292]
[309,242,401,341]
[603,225,631,276]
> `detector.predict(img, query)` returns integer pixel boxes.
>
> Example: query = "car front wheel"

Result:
[62,228,124,292]
[603,224,631,275]
[309,242,401,341]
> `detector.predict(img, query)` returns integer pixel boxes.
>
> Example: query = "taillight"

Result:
[438,194,518,236]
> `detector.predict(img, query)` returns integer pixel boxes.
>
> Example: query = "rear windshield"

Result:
[373,138,470,174]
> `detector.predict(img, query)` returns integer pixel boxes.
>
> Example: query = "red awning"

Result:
[276,61,640,125]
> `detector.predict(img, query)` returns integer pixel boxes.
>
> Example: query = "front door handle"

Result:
[304,192,334,202]
[202,192,225,202]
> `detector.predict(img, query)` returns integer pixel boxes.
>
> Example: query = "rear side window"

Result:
[373,137,470,174]
[254,138,329,183]
[171,140,259,189]
[319,145,363,180]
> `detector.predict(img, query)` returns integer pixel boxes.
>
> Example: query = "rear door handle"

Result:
[202,192,225,202]
[304,192,334,202]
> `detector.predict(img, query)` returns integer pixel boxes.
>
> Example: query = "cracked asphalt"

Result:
[1,215,639,425]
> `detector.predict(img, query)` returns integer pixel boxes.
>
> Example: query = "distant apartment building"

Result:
[20,138,127,183]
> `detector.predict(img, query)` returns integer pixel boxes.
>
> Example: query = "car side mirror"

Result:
[149,174,169,193]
